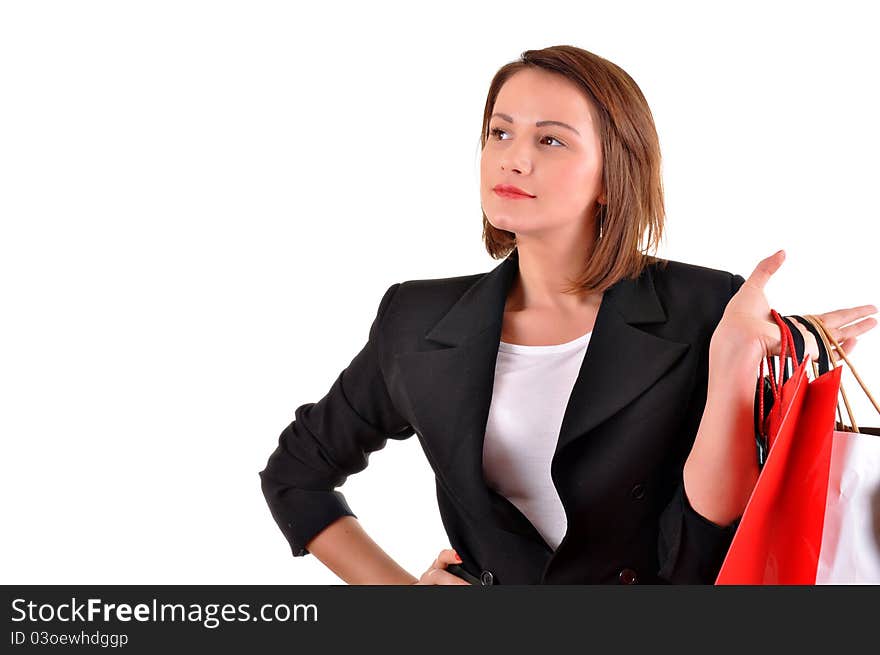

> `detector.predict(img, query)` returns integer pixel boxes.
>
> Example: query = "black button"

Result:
[480,570,495,586]
[618,568,638,584]
[630,483,646,500]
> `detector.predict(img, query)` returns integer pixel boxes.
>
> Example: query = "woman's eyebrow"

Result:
[490,112,581,137]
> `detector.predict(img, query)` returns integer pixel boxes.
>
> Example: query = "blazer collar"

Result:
[395,248,689,545]
[424,248,667,346]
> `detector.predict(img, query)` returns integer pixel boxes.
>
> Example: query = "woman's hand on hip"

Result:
[410,549,471,585]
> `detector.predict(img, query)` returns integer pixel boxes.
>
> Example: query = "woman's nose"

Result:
[501,154,531,175]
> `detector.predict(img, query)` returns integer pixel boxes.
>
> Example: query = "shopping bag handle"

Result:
[790,313,831,375]
[780,316,806,382]
[763,309,799,406]
[802,313,880,432]
[756,309,802,449]
[798,313,849,429]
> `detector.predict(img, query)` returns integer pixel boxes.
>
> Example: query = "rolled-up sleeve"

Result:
[657,476,741,583]
[259,282,415,557]
[656,272,747,583]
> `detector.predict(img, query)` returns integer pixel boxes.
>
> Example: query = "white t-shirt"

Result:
[482,331,592,551]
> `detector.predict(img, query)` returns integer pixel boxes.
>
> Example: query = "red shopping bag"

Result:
[716,309,843,584]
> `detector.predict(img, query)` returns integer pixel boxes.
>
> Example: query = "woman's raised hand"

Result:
[712,250,878,365]
[410,548,471,585]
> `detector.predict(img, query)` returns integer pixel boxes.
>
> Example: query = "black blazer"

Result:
[259,248,748,584]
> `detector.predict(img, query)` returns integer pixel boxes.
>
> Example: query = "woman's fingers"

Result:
[817,305,878,331]
[840,337,858,355]
[807,312,877,359]
[426,568,471,586]
[836,316,878,342]
[432,548,460,569]
[415,548,469,585]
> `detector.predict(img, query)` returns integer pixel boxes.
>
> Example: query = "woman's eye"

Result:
[489,127,563,147]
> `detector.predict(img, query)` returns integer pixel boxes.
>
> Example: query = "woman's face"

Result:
[480,68,605,242]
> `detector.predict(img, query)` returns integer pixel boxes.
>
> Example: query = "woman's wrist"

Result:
[708,328,762,392]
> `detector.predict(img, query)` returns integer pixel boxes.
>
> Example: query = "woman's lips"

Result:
[493,189,534,199]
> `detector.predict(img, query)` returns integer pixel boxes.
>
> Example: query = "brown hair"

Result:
[480,45,668,294]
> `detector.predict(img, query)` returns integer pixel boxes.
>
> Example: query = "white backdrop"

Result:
[1,0,877,584]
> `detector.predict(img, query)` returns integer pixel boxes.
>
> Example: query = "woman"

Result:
[259,45,877,584]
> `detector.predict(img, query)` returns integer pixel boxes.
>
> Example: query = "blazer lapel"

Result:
[553,263,691,456]
[395,249,690,536]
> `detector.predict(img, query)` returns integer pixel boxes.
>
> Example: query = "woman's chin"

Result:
[486,216,530,234]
